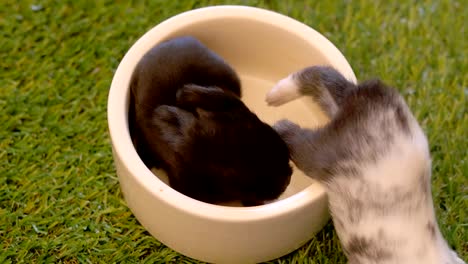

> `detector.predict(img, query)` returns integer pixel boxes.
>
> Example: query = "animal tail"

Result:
[266,66,357,118]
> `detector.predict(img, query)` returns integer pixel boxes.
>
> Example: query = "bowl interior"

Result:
[139,13,345,206]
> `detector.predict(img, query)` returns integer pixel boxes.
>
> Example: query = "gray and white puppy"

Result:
[266,66,465,264]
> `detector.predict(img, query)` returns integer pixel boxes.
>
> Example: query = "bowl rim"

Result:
[107,5,356,223]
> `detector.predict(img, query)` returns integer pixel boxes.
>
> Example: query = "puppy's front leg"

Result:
[273,119,323,180]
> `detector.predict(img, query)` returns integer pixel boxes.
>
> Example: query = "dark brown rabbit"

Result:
[129,36,292,206]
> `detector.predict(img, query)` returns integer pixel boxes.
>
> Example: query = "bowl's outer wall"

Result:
[115,148,329,263]
[108,5,356,263]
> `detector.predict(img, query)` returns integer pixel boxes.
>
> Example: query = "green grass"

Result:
[0,0,466,263]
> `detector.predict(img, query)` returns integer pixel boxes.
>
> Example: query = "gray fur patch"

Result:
[345,234,393,261]
[395,103,411,134]
[332,176,428,225]
[419,169,431,201]
[426,221,436,240]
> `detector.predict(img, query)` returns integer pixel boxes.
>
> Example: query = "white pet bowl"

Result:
[108,5,356,263]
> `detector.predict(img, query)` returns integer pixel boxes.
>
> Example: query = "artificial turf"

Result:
[1,0,466,263]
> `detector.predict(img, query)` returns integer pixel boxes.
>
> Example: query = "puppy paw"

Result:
[274,119,319,173]
[273,119,302,140]
[266,75,301,106]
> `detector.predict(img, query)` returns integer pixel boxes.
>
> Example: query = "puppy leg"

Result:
[267,66,357,118]
[273,119,323,178]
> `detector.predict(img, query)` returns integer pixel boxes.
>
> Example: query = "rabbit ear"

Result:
[176,84,245,112]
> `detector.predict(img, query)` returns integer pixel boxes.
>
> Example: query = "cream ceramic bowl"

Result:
[108,5,356,264]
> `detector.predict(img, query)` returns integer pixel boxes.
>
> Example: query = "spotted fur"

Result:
[266,66,465,264]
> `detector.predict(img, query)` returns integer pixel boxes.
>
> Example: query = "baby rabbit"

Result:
[266,66,465,264]
[129,36,292,206]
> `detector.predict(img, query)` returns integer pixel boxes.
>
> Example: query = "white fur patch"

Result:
[265,75,301,106]
[328,132,463,264]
